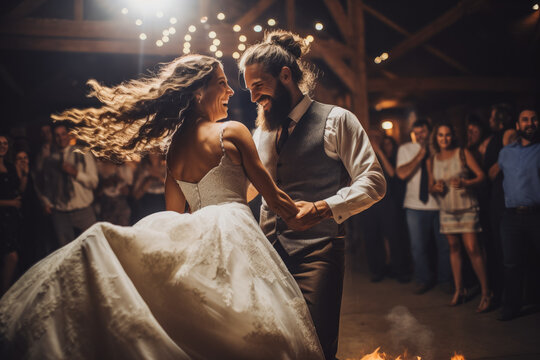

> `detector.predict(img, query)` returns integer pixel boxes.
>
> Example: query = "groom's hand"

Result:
[287,200,332,231]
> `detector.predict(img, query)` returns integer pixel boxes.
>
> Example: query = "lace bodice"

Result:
[175,125,248,211]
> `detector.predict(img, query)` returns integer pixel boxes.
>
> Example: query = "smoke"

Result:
[385,306,434,360]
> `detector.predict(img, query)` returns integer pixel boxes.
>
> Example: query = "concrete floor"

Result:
[336,258,540,360]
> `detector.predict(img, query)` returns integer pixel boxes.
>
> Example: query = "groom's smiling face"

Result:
[243,63,292,131]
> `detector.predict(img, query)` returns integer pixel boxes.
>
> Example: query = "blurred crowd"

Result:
[0,122,166,295]
[1,103,539,322]
[348,103,539,321]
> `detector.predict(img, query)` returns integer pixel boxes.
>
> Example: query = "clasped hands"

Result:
[282,200,331,232]
[432,177,466,194]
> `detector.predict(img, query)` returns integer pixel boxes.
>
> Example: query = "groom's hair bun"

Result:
[238,30,317,94]
[265,30,309,59]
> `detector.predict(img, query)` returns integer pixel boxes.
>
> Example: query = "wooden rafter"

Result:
[368,77,536,93]
[322,0,352,43]
[310,41,355,91]
[380,0,485,67]
[351,0,369,126]
[235,0,276,28]
[286,0,295,30]
[74,0,83,21]
[362,2,471,74]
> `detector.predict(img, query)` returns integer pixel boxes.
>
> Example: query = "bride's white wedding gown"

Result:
[0,134,323,359]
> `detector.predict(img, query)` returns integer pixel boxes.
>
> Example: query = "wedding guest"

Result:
[0,135,22,295]
[131,151,166,222]
[497,106,540,321]
[361,130,409,282]
[38,123,98,247]
[97,160,133,226]
[427,123,491,312]
[396,119,451,295]
[480,103,515,305]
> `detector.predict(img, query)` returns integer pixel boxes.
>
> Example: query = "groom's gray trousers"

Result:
[273,237,345,360]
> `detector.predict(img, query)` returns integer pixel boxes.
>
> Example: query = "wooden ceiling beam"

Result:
[368,77,536,93]
[362,2,471,74]
[286,0,295,31]
[380,0,485,67]
[74,0,84,21]
[234,0,276,28]
[0,36,180,56]
[0,18,140,40]
[310,41,355,92]
[322,0,352,43]
[0,18,240,45]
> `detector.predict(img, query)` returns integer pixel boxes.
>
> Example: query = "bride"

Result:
[0,55,324,360]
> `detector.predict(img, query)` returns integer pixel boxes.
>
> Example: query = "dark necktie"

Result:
[276,118,292,154]
[419,154,429,203]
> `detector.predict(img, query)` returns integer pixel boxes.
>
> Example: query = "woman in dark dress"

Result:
[0,135,22,296]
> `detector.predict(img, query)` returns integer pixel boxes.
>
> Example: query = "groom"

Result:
[239,30,386,359]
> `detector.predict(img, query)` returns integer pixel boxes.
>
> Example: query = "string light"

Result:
[239,35,247,42]
[534,4,539,10]
[208,31,217,38]
[374,57,382,64]
[233,24,241,32]
[253,25,262,32]
[188,25,197,32]
[315,22,323,31]
[217,13,225,20]
[213,39,221,46]
[135,19,142,26]
[170,17,177,24]
[156,11,164,18]
[200,16,208,23]
[215,50,223,58]
[382,121,393,130]
[183,48,190,54]
[169,27,176,34]
[238,43,246,51]
[183,42,191,49]
[163,29,169,36]
[121,8,128,15]
[139,33,147,40]
[184,34,192,41]
[156,40,163,47]
[162,36,169,43]
[210,44,218,52]
[232,52,240,59]
[381,52,389,60]
[306,35,314,43]
[267,19,276,26]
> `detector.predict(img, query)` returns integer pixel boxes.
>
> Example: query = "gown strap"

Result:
[219,123,227,156]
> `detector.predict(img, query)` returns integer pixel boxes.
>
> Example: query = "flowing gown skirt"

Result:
[0,203,323,360]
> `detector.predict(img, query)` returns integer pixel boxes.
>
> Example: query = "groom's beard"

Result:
[256,81,292,131]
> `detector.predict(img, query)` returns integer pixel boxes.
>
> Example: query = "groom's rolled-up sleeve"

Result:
[323,108,386,224]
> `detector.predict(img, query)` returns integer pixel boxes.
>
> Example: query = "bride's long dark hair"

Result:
[52,54,221,162]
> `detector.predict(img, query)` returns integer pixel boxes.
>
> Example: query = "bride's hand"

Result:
[270,192,299,223]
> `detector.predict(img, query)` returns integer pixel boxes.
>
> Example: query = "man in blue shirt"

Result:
[497,106,540,321]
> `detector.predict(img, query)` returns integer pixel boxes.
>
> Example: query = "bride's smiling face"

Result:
[199,66,234,122]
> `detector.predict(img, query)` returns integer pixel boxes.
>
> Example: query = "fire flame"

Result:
[344,348,466,360]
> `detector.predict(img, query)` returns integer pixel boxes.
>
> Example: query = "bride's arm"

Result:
[165,171,187,213]
[224,121,298,221]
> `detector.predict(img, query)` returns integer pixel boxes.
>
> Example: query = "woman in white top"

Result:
[427,122,492,313]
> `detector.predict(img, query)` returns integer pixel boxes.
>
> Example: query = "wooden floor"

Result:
[337,257,540,360]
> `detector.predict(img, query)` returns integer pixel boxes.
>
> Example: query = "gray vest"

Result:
[258,101,349,255]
